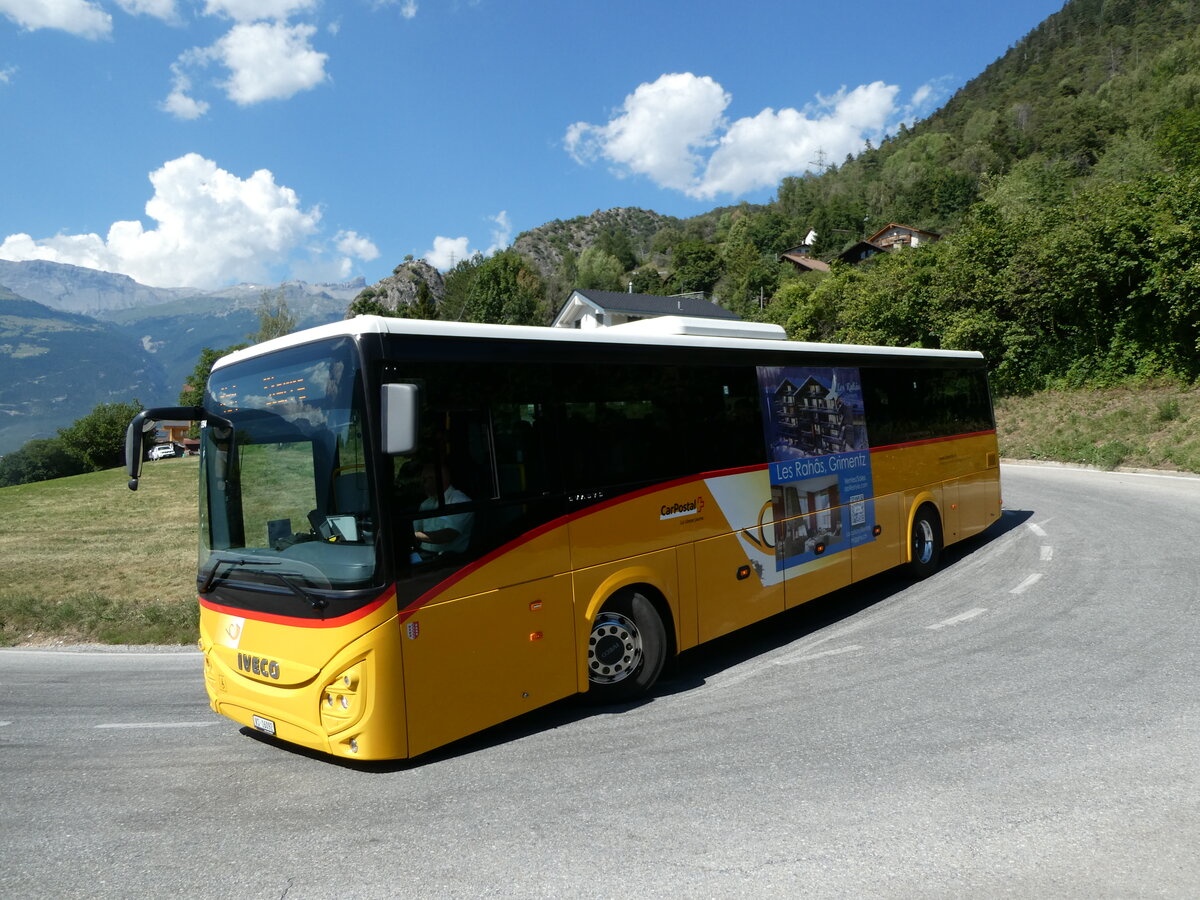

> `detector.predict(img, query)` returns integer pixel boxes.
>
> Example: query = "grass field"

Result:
[1,383,1196,646]
[0,456,200,646]
[995,382,1200,473]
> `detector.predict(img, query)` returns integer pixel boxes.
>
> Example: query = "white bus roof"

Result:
[214,314,984,371]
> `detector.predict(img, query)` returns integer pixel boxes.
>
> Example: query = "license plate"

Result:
[252,715,276,736]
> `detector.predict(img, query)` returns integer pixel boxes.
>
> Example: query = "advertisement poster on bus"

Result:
[757,366,876,573]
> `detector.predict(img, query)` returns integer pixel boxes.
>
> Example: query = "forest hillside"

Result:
[356,0,1200,398]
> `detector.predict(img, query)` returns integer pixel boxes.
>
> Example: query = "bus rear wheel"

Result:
[909,505,942,579]
[586,590,667,703]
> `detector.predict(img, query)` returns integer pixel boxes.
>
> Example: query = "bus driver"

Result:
[411,462,473,562]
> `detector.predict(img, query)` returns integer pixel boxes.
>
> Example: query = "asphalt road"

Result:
[1,463,1198,899]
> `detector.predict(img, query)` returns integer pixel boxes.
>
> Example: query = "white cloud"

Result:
[371,0,417,18]
[161,5,330,115]
[484,210,511,256]
[0,64,16,84]
[424,210,512,271]
[567,73,914,200]
[0,153,326,288]
[325,230,379,281]
[335,230,379,261]
[0,0,112,39]
[164,19,327,115]
[700,82,900,198]
[114,0,177,20]
[203,0,317,22]
[215,21,327,105]
[425,236,470,271]
[162,60,209,118]
[566,73,729,195]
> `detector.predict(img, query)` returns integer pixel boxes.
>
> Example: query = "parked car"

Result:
[148,443,178,460]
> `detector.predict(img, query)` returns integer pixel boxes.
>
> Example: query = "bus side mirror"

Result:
[125,412,153,490]
[381,384,419,455]
[125,406,205,490]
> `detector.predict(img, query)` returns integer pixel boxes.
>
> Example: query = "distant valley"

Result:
[0,259,361,454]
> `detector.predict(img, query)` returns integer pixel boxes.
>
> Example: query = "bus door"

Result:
[384,362,575,757]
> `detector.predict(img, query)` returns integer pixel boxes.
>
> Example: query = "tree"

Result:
[57,400,144,472]
[0,438,82,487]
[249,287,296,343]
[346,286,396,318]
[629,264,665,295]
[463,250,546,325]
[595,226,638,271]
[576,247,625,291]
[413,280,438,320]
[440,253,486,322]
[670,240,723,295]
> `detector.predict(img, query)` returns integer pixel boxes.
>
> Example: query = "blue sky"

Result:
[0,0,1066,290]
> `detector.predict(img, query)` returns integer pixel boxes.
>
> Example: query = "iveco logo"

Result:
[237,653,280,680]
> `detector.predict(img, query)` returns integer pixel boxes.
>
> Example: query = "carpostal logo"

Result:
[660,496,705,521]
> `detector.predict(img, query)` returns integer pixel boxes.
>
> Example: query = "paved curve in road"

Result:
[2,464,1198,898]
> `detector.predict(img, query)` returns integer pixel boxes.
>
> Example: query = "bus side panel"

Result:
[400,573,576,758]
[868,436,991,498]
[783,548,852,608]
[567,487,731,572]
[675,541,700,653]
[850,491,904,581]
[694,531,784,643]
[958,467,1002,540]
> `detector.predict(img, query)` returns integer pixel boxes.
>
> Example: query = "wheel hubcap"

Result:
[588,612,642,684]
[913,518,934,564]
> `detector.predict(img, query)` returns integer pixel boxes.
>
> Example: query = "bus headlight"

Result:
[320,660,366,733]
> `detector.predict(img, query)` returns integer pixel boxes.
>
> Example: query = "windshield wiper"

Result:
[200,556,281,594]
[199,557,327,611]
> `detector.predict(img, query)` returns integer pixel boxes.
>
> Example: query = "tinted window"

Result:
[860,366,993,447]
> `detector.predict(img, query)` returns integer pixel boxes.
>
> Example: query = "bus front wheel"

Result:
[909,505,943,579]
[586,590,667,703]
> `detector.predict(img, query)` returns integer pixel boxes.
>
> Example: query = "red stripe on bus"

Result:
[200,589,394,628]
[869,429,996,453]
[397,462,770,622]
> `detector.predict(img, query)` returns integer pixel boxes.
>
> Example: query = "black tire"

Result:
[909,505,943,579]
[585,589,667,703]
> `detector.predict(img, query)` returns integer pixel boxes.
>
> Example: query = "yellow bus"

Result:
[126,314,1000,761]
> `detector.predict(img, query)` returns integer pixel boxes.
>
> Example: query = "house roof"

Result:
[837,241,886,264]
[554,288,740,325]
[778,250,831,273]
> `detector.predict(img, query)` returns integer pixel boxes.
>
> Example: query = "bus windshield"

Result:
[199,337,379,600]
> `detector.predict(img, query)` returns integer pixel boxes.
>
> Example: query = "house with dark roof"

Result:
[836,240,887,265]
[779,246,831,274]
[551,288,740,329]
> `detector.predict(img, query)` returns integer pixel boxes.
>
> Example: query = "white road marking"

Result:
[927,608,988,630]
[708,644,865,690]
[95,721,218,730]
[0,720,11,727]
[1028,523,1048,537]
[1010,573,1044,594]
[788,645,864,663]
[1040,546,1054,561]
